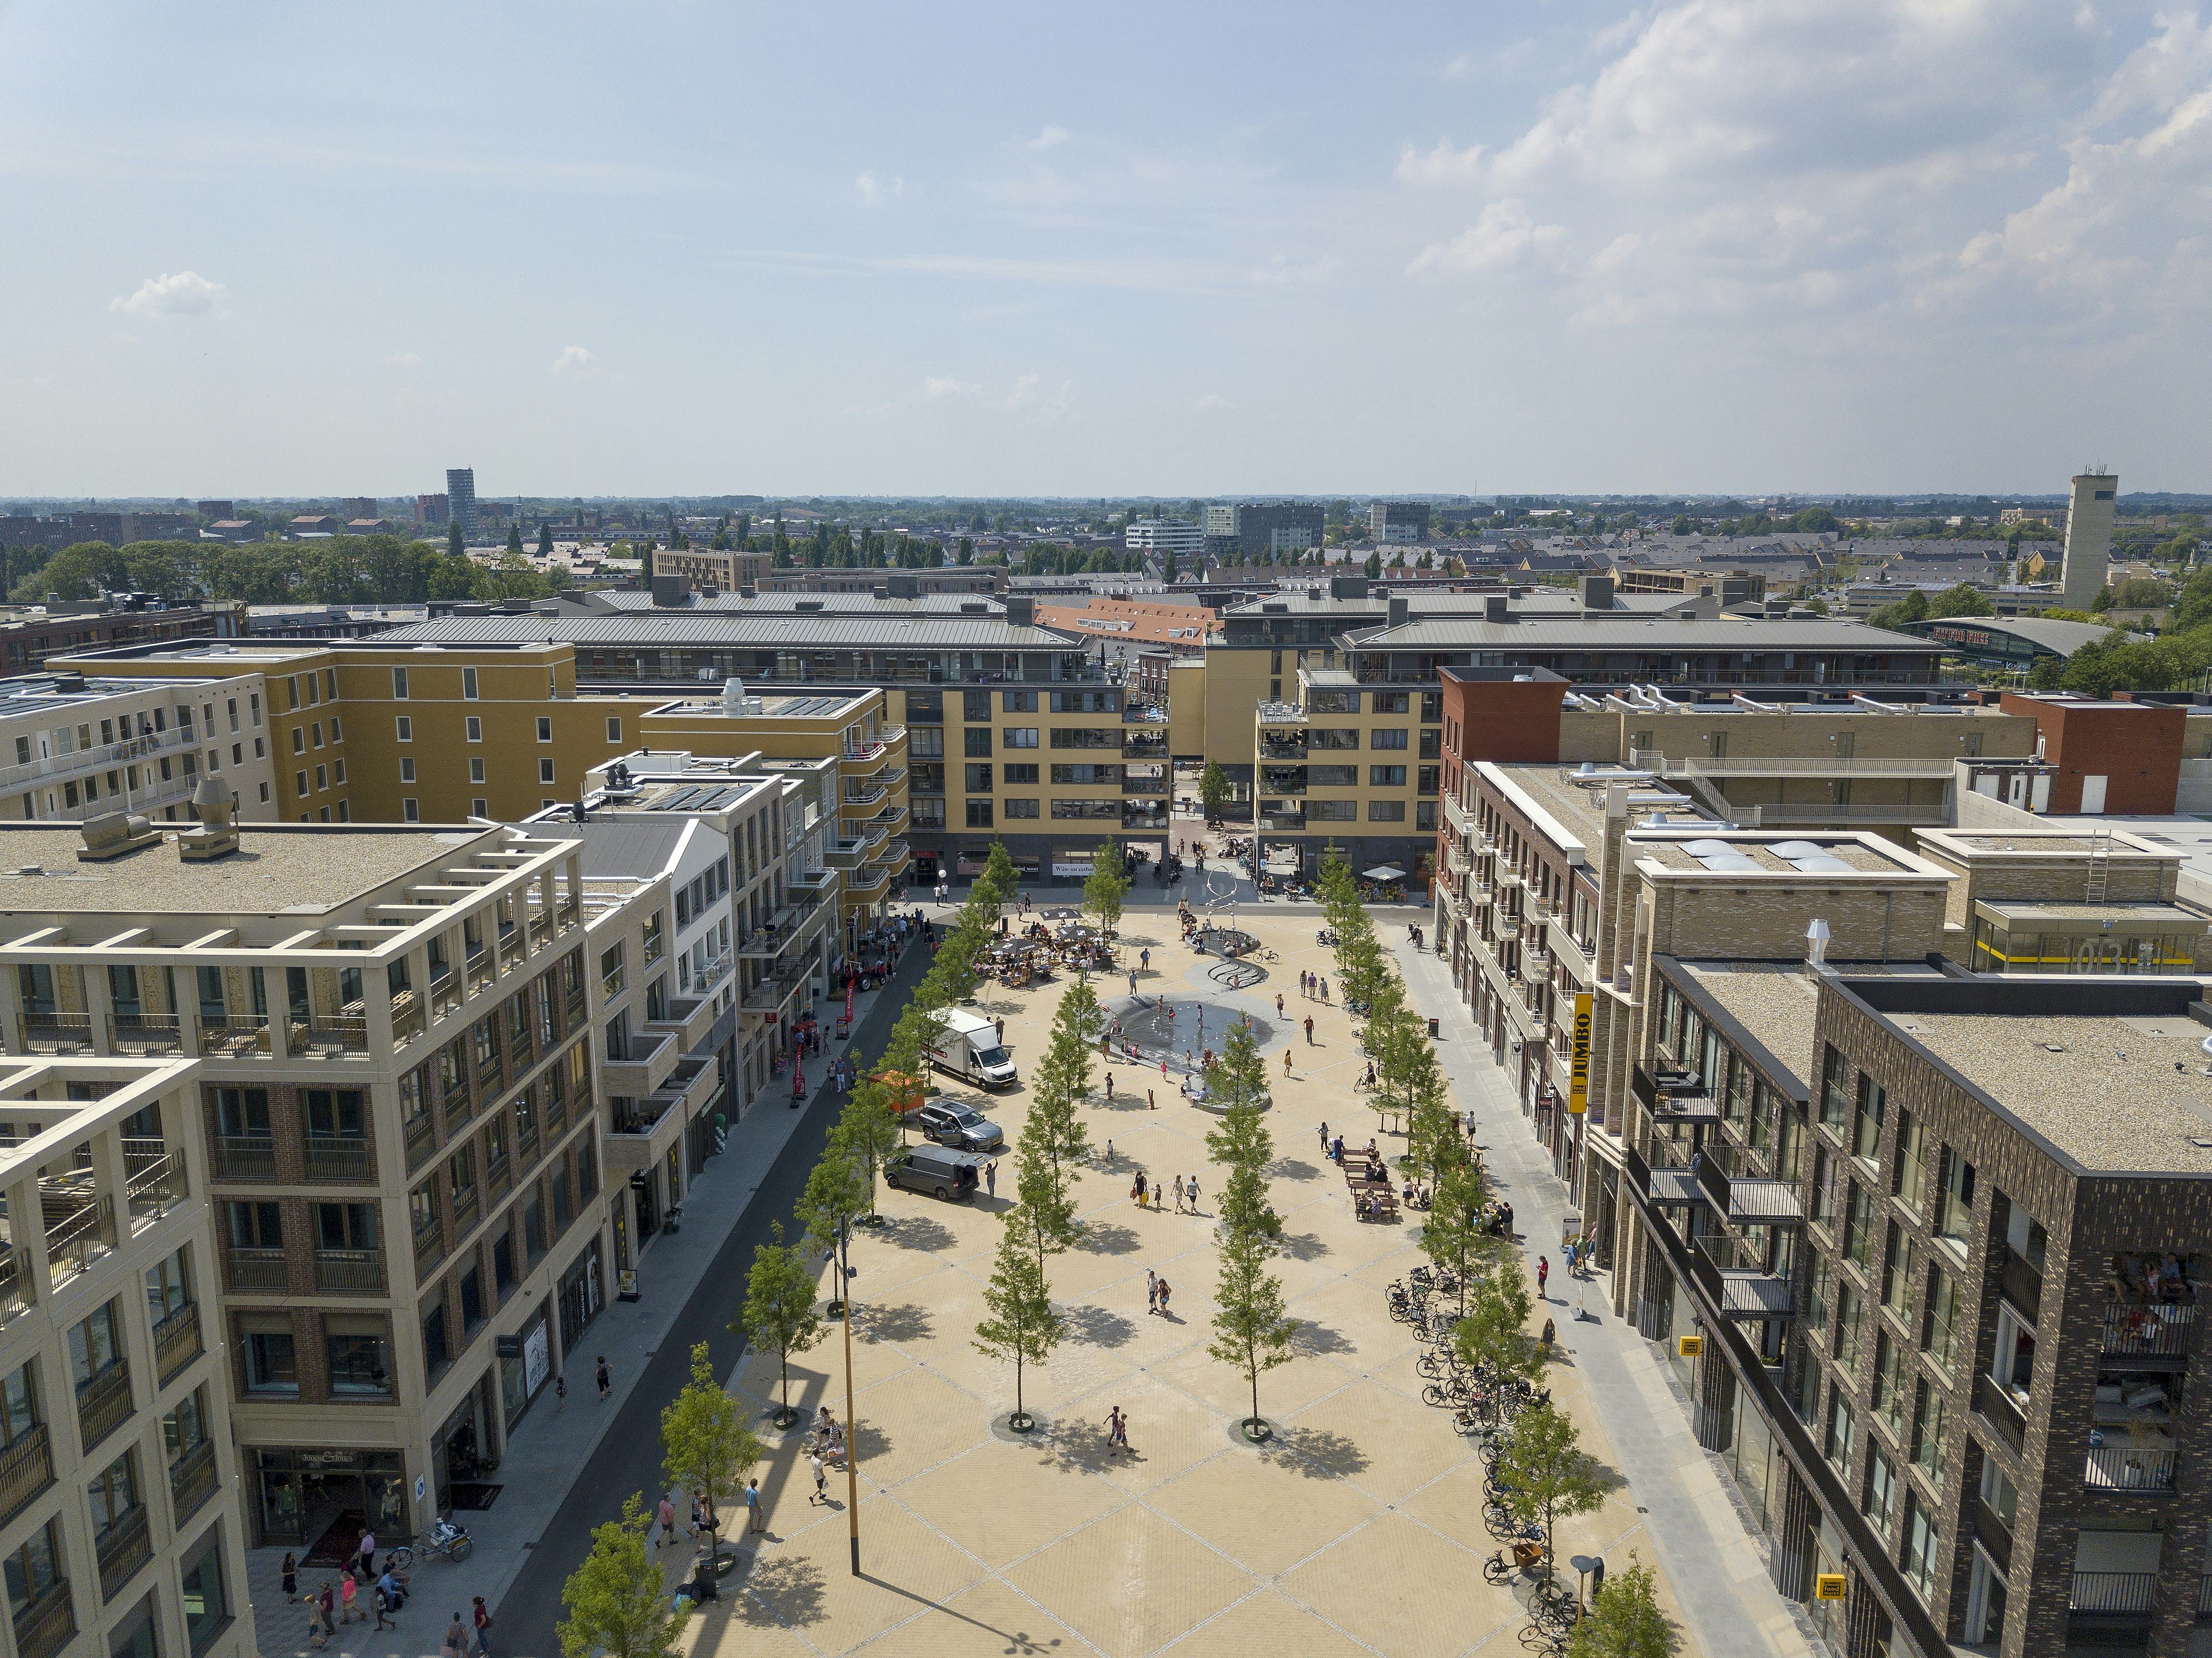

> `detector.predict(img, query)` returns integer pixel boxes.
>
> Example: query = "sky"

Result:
[1,1,2208,499]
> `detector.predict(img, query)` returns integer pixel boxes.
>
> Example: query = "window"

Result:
[466,716,483,742]
[400,758,416,782]
[1372,691,1409,715]
[311,721,324,749]
[1910,1379,1949,1485]
[470,758,486,785]
[291,728,305,755]
[1893,1110,1928,1213]
[403,799,419,822]
[966,801,994,828]
[326,1324,391,1396]
[1872,1334,1906,1439]
[1810,1147,1838,1231]
[539,759,555,785]
[1825,1393,1855,1470]
[1883,1226,1918,1316]
[295,771,309,798]
[145,1248,191,1324]
[4,1519,65,1627]
[909,726,943,759]
[1991,1300,2035,1408]
[965,764,993,792]
[1899,1496,1939,1601]
[1370,728,1408,750]
[314,765,326,791]
[0,1362,37,1451]
[178,1522,231,1652]
[315,1202,377,1252]
[1923,1263,1962,1370]
[1834,1283,1865,1375]
[1864,1443,1897,1536]
[911,798,945,830]
[1937,1149,1974,1251]
[462,667,479,700]
[1367,800,1406,821]
[537,717,552,743]
[459,1266,485,1334]
[1309,800,1356,821]
[1309,728,1358,750]
[964,727,992,756]
[392,668,409,699]
[1002,728,1038,749]
[1820,1045,1850,1130]
[606,717,622,743]
[472,799,487,817]
[1001,690,1037,712]
[306,1088,365,1142]
[88,1447,140,1538]
[1855,1074,1885,1163]
[1368,765,1406,787]
[963,690,990,721]
[1004,799,1039,818]
[1808,1255,1833,1339]
[242,1323,296,1395]
[1003,763,1039,786]
[1309,764,1356,787]
[1842,1182,1872,1272]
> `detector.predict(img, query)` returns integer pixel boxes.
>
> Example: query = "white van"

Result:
[925,1008,1018,1089]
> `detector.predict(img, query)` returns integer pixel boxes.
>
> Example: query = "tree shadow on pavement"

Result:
[1291,1322,1355,1357]
[1031,1415,1126,1476]
[732,1552,827,1627]
[1267,1426,1371,1479]
[1058,1303,1138,1349]
[1079,1222,1141,1256]
[1275,1229,1330,1262]
[854,1302,932,1345]
[1268,1158,1321,1182]
[879,1215,956,1253]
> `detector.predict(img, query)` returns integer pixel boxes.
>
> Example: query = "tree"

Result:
[1017,980,1102,1264]
[1925,582,1995,620]
[447,520,465,557]
[795,1137,870,1309]
[1669,515,1692,536]
[1490,1403,1609,1582]
[1420,1161,1492,1316]
[1453,1263,1544,1416]
[557,1493,682,1658]
[660,1340,763,1568]
[737,1221,827,1426]
[972,1212,1064,1429]
[837,1080,902,1219]
[1197,761,1232,822]
[1209,1229,1298,1437]
[1566,1553,1678,1658]
[1786,506,1839,534]
[539,523,555,556]
[1205,1019,1276,1243]
[1363,550,1383,577]
[981,838,1018,908]
[506,524,525,555]
[1083,840,1128,932]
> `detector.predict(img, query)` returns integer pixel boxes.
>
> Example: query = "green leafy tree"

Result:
[660,1340,763,1567]
[972,1212,1064,1427]
[795,1135,870,1307]
[447,520,465,557]
[1490,1403,1610,1580]
[1363,549,1383,577]
[557,1493,681,1658]
[1197,761,1232,821]
[981,837,1018,908]
[1454,1265,1546,1420]
[1925,582,1995,620]
[1016,980,1101,1262]
[1566,1553,1678,1658]
[1420,1161,1492,1316]
[1205,1019,1276,1242]
[1083,840,1129,931]
[505,524,525,555]
[1210,1229,1298,1436]
[736,1221,827,1425]
[836,1079,902,1219]
[539,523,555,556]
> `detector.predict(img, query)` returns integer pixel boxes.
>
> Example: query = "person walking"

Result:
[596,1355,611,1401]
[1146,1270,1159,1314]
[1107,1406,1130,1454]
[1147,1087,1157,1110]
[1155,1277,1172,1319]
[1275,992,1285,1017]
[315,1583,336,1640]
[441,1614,465,1658]
[746,1477,766,1534]
[472,1597,493,1655]
[1106,1072,1115,1102]
[281,1553,298,1603]
[1129,970,1139,996]
[1537,1256,1550,1301]
[657,1494,679,1547]
[986,1160,997,1198]
[1304,1015,1314,1045]
[357,1527,376,1579]
[1186,1175,1200,1211]
[554,1373,566,1411]
[1172,1175,1185,1213]
[1283,1048,1293,1077]
[809,1451,827,1505]
[373,1580,397,1633]
[339,1574,361,1626]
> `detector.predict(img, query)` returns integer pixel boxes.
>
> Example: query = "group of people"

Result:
[1128,1168,1202,1213]
[284,1531,431,1648]
[1298,970,1332,1002]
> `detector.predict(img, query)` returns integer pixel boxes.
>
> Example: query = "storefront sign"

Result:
[1568,993,1593,1115]
[1051,862,1094,878]
[524,1319,551,1396]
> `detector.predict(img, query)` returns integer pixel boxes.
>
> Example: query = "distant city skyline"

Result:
[2,2,2207,496]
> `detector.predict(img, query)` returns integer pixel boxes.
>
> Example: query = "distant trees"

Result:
[2,533,574,609]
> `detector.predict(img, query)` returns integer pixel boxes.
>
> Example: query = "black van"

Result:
[884,1144,986,1201]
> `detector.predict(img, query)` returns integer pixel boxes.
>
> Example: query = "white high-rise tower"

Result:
[2060,469,2116,612]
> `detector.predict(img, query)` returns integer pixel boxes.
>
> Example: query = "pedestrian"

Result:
[1107,1405,1130,1453]
[1148,1087,1156,1111]
[1276,992,1285,1017]
[1105,1138,1114,1161]
[657,1493,679,1547]
[554,1374,566,1411]
[810,1451,827,1505]
[1319,1119,1329,1150]
[1320,978,1329,1002]
[1129,970,1139,996]
[1172,1174,1185,1212]
[340,1574,361,1625]
[378,1566,403,1616]
[373,1582,397,1632]
[1304,1015,1314,1044]
[596,1355,611,1401]
[692,1496,706,1538]
[1140,947,1150,970]
[1106,1072,1114,1101]
[1186,1174,1200,1211]
[357,1527,376,1579]
[473,1596,493,1655]
[1156,1277,1171,1318]
[746,1477,766,1534]
[281,1552,298,1601]
[1537,1256,1550,1300]
[316,1583,336,1639]
[1135,1169,1147,1203]
[1147,1270,1159,1313]
[442,1614,465,1658]
[1283,1048,1293,1077]
[986,1160,997,1198]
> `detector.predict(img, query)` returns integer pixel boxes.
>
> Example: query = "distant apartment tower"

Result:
[342,497,378,521]
[1124,520,1206,561]
[416,494,449,528]
[2060,469,2117,612]
[1370,501,1431,544]
[1207,502,1324,560]
[446,469,479,539]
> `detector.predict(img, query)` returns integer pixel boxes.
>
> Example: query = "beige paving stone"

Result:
[1146,1446,1374,1575]
[1281,1512,1510,1658]
[1146,1335,1356,1424]
[724,1494,986,1653]
[1284,1378,1477,1505]
[854,1575,1089,1658]
[1064,1370,1235,1496]
[850,1364,996,1487]
[894,1440,1130,1570]
[1164,1588,1373,1658]
[1003,1505,1250,1658]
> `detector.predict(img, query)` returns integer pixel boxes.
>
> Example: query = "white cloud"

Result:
[550,345,597,373]
[1250,253,1343,286]
[1409,198,1564,276]
[1005,375,1040,408]
[385,351,424,368]
[855,170,904,207]
[1192,393,1233,412]
[1027,125,1071,151]
[1396,139,1485,186]
[921,376,979,398]
[109,270,221,317]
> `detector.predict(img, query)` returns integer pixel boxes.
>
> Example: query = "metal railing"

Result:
[168,1440,218,1523]
[223,1247,286,1293]
[406,1111,437,1171]
[2104,1301,2195,1357]
[153,1302,203,1384]
[305,1137,372,1183]
[45,1193,115,1282]
[11,1579,74,1658]
[18,1014,93,1055]
[74,1361,132,1454]
[212,1134,275,1180]
[299,1016,368,1054]
[110,1013,182,1055]
[0,1424,53,1528]
[414,1217,447,1275]
[430,971,461,1017]
[451,1186,479,1236]
[1974,1373,2027,1457]
[0,1251,27,1326]
[124,1142,185,1222]
[198,1016,270,1057]
[95,1505,151,1599]
[314,1250,387,1294]
[2070,1572,2157,1615]
[2087,1443,2175,1491]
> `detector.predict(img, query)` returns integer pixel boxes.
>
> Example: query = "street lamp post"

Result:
[836,1215,861,1576]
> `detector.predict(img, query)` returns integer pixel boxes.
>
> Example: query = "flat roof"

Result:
[1340,615,1942,652]
[1479,763,1708,877]
[0,824,491,914]
[1675,962,1825,1092]
[373,615,1084,649]
[1973,899,2205,930]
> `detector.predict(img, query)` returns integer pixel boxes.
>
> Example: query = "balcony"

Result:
[168,1440,218,1524]
[392,994,426,1047]
[2104,1301,2194,1360]
[1257,811,1305,833]
[1256,700,1309,728]
[95,1506,151,1600]
[741,970,806,1014]
[603,1028,677,1097]
[123,1139,185,1225]
[223,1246,286,1293]
[74,1360,132,1454]
[296,1016,368,1056]
[45,1192,115,1284]
[465,947,494,996]
[0,1252,27,1328]
[1122,772,1170,795]
[405,1111,437,1173]
[110,1014,181,1056]
[844,862,892,898]
[1123,732,1168,760]
[452,1185,480,1237]
[1124,804,1170,831]
[414,1217,447,1276]
[842,781,888,808]
[429,970,462,1019]
[874,838,911,871]
[0,1424,53,1527]
[314,1249,387,1294]
[18,1014,92,1056]
[1259,768,1308,795]
[11,1580,73,1658]
[1975,1372,2027,1457]
[2087,1441,2175,1492]
[304,1135,374,1183]
[198,1016,271,1058]
[2070,1572,2157,1618]
[152,1302,203,1384]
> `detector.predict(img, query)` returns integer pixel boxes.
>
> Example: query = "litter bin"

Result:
[1427,1017,1439,1038]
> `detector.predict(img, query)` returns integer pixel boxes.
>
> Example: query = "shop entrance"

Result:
[252,1447,407,1555]
[431,1390,494,1518]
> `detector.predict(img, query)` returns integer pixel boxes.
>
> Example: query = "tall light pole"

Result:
[835,1215,861,1575]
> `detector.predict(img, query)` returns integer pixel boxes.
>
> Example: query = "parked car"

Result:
[883,1144,987,1200]
[913,1098,1006,1152]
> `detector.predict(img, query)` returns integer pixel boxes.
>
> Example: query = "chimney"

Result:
[1806,918,1831,966]
[650,573,691,607]
[1387,596,1410,628]
[1579,572,1615,611]
[1005,595,1035,627]
[1484,594,1510,623]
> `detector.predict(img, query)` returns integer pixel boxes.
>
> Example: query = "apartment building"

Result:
[1612,567,1767,607]
[756,567,1008,596]
[1249,666,1445,878]
[1122,521,1204,561]
[1914,828,2212,975]
[1620,966,2212,1658]
[0,609,234,677]
[650,547,771,592]
[0,674,279,826]
[0,815,617,1549]
[0,1056,250,1658]
[1370,502,1431,544]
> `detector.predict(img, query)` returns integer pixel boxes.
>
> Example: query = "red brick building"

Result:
[1996,690,2186,814]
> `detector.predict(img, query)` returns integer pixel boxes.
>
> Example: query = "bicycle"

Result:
[387,1517,473,1569]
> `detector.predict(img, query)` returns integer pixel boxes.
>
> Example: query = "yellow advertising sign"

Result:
[1677,1334,1702,1358]
[1814,1573,1847,1602]
[1568,993,1594,1114]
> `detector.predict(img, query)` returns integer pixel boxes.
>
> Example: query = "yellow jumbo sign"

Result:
[1568,994,1593,1114]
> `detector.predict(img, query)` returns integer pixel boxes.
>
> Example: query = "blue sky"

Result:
[2,1,2207,497]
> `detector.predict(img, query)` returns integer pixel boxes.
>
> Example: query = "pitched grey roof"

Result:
[1338,615,1942,651]
[373,614,1083,649]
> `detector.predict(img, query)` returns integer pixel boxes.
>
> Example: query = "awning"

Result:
[1364,865,1405,881]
